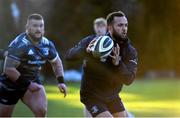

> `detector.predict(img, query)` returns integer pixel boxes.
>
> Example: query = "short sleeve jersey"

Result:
[8,33,58,79]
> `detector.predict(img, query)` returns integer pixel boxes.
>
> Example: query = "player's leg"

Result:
[0,104,15,116]
[125,108,134,118]
[107,96,127,117]
[96,111,113,117]
[113,108,135,117]
[84,101,113,117]
[0,81,21,117]
[83,107,92,117]
[113,110,127,117]
[21,84,47,117]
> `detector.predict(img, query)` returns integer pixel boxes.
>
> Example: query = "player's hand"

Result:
[86,39,96,53]
[28,82,41,92]
[58,83,67,98]
[109,44,121,66]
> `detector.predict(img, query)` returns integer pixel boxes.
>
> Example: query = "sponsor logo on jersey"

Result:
[28,60,46,65]
[35,55,41,60]
[91,106,99,114]
[28,49,34,55]
[42,48,49,56]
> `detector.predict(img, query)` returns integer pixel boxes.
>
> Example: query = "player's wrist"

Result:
[86,47,93,54]
[113,56,121,66]
[57,76,64,84]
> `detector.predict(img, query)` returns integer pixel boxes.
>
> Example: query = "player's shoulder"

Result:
[126,40,137,56]
[9,33,29,48]
[81,34,97,44]
[41,36,50,45]
[87,34,96,39]
[105,32,111,37]
[41,36,55,46]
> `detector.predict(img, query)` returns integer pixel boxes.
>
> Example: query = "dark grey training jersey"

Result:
[66,33,138,102]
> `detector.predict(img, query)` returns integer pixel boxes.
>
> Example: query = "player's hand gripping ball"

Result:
[89,36,114,58]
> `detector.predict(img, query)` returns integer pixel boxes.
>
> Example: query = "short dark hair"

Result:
[94,17,107,26]
[106,11,125,25]
[27,13,44,21]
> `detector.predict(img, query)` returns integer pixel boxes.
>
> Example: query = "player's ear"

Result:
[25,23,29,34]
[108,25,113,33]
[25,23,28,30]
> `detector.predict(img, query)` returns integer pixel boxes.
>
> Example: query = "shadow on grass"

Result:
[47,99,83,117]
[13,83,83,117]
[121,79,180,117]
[13,99,84,117]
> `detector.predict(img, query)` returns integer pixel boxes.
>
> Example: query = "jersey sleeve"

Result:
[7,39,25,61]
[48,41,58,62]
[118,45,138,85]
[65,35,96,60]
[126,46,138,74]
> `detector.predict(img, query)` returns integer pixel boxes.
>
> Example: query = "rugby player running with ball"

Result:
[66,11,137,117]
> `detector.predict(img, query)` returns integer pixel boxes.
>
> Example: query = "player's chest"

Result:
[24,46,49,62]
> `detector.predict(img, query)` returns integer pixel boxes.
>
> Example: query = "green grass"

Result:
[13,79,180,117]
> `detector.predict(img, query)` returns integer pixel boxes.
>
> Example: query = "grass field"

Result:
[13,79,180,117]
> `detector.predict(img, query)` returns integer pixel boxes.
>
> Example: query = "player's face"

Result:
[94,24,107,36]
[26,19,45,42]
[111,16,128,39]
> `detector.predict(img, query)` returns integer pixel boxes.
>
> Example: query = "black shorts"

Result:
[82,96,125,117]
[0,75,41,105]
[0,82,27,105]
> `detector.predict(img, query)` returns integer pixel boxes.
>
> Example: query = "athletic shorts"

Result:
[0,75,41,105]
[82,96,125,117]
[0,82,27,105]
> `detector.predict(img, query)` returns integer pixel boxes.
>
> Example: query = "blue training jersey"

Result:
[7,33,58,80]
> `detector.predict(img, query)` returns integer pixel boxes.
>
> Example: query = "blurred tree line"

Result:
[0,0,180,77]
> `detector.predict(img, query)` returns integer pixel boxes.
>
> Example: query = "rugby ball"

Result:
[91,36,114,58]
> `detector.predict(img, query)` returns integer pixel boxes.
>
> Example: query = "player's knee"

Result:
[34,106,47,117]
[0,110,12,117]
[113,111,126,117]
[0,104,14,117]
[84,108,92,117]
[96,111,113,117]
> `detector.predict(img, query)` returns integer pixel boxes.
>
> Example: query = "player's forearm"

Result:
[51,57,64,78]
[118,61,137,85]
[121,72,136,85]
[66,37,90,60]
[51,58,65,84]
[4,67,20,81]
[3,56,21,81]
[4,67,31,88]
[53,64,64,78]
[65,46,85,60]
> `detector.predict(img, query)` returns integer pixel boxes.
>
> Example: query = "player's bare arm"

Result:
[3,56,21,81]
[4,56,40,91]
[50,56,67,97]
[50,57,64,77]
